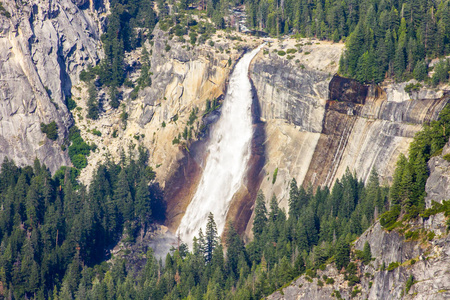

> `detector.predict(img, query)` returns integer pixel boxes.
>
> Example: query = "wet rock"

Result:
[329,75,368,104]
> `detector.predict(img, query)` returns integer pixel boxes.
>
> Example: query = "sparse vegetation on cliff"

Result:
[40,121,58,141]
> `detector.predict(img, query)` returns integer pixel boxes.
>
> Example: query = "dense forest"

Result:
[244,0,450,83]
[0,161,382,299]
[0,148,164,299]
[7,101,440,300]
[20,0,450,298]
[5,100,446,298]
[77,0,450,123]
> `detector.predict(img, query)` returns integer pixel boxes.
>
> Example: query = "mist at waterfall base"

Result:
[176,45,264,248]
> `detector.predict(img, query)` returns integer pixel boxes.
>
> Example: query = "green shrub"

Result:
[278,50,286,56]
[305,269,316,278]
[287,48,297,54]
[332,290,342,299]
[317,280,324,287]
[404,83,422,94]
[420,201,445,218]
[272,168,278,184]
[92,129,102,137]
[66,97,77,111]
[130,87,139,100]
[351,287,361,297]
[79,66,96,82]
[405,230,419,240]
[380,205,401,230]
[405,275,416,293]
[387,262,400,271]
[120,104,128,126]
[40,122,58,141]
[72,154,87,169]
[346,275,360,286]
[189,32,197,45]
[326,277,335,284]
[174,25,187,36]
[67,126,91,169]
[443,153,450,161]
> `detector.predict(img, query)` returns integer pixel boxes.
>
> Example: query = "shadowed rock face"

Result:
[329,75,368,104]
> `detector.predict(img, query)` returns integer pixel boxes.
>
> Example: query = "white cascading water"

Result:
[177,44,264,247]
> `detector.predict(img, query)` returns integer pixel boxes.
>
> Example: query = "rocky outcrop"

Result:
[424,141,450,207]
[0,0,102,172]
[269,140,450,299]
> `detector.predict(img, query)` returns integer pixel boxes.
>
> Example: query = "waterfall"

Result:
[177,44,264,247]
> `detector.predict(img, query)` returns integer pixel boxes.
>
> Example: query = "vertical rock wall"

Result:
[250,49,448,213]
[0,0,102,172]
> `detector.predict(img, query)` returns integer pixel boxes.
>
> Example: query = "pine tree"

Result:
[86,83,99,120]
[400,164,414,209]
[269,194,279,223]
[413,59,428,81]
[205,213,218,263]
[362,241,372,264]
[113,169,133,221]
[225,223,245,277]
[135,175,151,225]
[288,179,299,219]
[364,168,382,219]
[253,191,267,240]
[390,154,407,206]
[334,240,350,270]
[394,44,406,80]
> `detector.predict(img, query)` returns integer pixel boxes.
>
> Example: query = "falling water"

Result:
[177,44,264,247]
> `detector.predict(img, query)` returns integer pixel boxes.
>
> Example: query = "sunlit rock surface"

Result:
[250,49,448,214]
[0,0,102,172]
[268,143,450,299]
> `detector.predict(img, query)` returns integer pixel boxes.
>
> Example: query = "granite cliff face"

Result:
[0,0,102,172]
[268,140,450,300]
[250,46,448,213]
[1,9,450,299]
